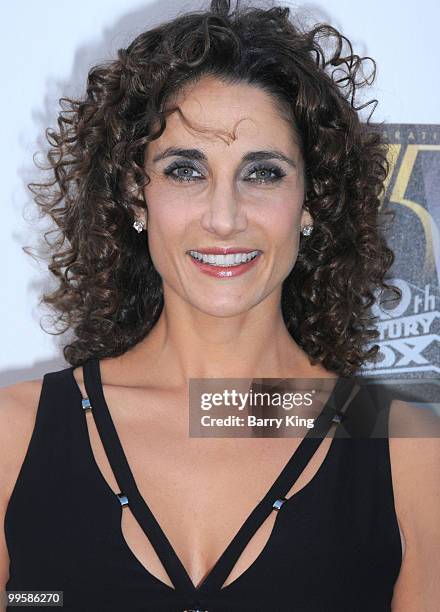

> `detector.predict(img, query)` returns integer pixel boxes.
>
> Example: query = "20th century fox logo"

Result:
[362,124,440,378]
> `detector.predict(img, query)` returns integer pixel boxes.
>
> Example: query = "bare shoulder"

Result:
[388,397,440,611]
[0,379,44,478]
[0,379,44,592]
[388,396,440,521]
[389,396,440,513]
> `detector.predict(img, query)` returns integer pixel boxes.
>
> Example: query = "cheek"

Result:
[144,197,189,272]
[148,216,180,255]
[145,179,191,231]
[261,205,302,271]
[262,201,302,244]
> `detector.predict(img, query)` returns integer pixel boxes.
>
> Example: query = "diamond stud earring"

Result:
[133,219,146,233]
[301,224,314,236]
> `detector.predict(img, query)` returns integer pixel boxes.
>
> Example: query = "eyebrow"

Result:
[152,147,297,168]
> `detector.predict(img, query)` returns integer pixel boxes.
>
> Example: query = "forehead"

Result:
[147,76,300,155]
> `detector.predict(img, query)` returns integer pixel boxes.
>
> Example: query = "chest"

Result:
[83,399,336,588]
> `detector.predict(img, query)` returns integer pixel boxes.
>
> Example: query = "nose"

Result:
[200,185,247,237]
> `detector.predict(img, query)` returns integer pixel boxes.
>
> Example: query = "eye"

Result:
[244,164,286,184]
[163,162,204,183]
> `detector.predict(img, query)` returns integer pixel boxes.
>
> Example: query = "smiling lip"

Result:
[187,250,262,278]
[187,247,261,255]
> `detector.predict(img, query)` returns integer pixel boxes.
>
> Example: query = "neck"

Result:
[121,302,332,390]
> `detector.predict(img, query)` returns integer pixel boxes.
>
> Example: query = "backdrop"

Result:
[1,1,439,400]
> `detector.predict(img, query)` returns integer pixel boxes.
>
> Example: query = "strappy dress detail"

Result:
[81,358,357,598]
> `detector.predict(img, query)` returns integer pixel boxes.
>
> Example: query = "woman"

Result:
[1,1,439,610]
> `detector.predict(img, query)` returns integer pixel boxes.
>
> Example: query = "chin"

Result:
[188,299,252,318]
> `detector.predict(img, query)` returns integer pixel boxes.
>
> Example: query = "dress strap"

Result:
[82,357,196,593]
[198,376,358,593]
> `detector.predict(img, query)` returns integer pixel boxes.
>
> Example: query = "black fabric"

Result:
[4,360,402,611]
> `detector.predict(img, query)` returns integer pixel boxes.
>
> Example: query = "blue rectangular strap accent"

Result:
[272,498,287,511]
[82,398,92,411]
[116,493,129,507]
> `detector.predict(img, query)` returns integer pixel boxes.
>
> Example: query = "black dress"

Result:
[4,358,402,611]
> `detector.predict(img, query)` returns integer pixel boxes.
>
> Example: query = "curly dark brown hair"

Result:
[27,0,401,375]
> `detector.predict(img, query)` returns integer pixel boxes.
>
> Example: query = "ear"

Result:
[133,190,148,230]
[300,205,313,228]
[125,169,148,228]
[134,208,148,230]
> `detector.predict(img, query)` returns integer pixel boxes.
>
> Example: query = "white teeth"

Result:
[189,250,260,266]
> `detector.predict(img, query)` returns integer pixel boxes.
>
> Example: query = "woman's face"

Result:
[142,76,312,317]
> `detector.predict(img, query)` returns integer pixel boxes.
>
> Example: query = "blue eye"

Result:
[164,162,203,182]
[245,164,286,184]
